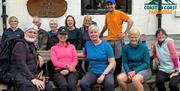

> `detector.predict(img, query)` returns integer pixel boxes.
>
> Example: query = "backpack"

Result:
[0,39,29,84]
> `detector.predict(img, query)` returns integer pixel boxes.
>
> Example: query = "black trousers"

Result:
[53,72,78,91]
[114,57,122,77]
[15,74,52,91]
[156,70,180,91]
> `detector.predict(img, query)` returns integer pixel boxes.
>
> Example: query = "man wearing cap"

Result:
[11,24,52,91]
[100,0,134,79]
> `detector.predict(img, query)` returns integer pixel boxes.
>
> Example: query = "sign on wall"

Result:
[27,0,67,17]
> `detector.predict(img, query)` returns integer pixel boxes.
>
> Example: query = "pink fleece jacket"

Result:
[50,43,78,70]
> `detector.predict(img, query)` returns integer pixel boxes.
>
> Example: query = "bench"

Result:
[38,50,103,91]
[38,42,180,91]
[38,50,157,91]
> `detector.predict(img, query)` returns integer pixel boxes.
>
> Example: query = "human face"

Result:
[66,17,75,27]
[106,3,115,12]
[24,29,38,43]
[50,23,58,32]
[83,18,92,27]
[33,18,41,28]
[89,29,99,41]
[57,33,68,42]
[9,18,18,29]
[156,32,166,42]
[129,34,140,45]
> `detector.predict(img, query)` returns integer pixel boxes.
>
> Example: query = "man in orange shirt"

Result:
[100,0,133,78]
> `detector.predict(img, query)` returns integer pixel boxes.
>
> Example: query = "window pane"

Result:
[81,0,132,15]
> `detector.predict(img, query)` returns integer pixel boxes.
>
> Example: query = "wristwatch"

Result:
[102,72,108,76]
[175,69,179,72]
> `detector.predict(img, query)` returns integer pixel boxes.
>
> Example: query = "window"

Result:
[81,0,132,15]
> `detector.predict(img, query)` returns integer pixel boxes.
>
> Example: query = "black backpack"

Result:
[0,39,29,84]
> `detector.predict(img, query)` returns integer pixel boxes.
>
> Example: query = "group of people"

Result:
[1,0,180,91]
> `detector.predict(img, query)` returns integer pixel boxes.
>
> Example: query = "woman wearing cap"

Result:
[78,25,115,91]
[152,28,180,91]
[1,16,24,43]
[65,15,82,50]
[47,19,59,49]
[117,28,151,91]
[50,26,78,91]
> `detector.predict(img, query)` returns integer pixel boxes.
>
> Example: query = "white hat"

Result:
[24,23,38,32]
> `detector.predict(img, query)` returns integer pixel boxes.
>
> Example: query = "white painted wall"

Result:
[0,0,179,35]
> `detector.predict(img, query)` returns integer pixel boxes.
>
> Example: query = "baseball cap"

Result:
[105,0,116,4]
[57,26,68,34]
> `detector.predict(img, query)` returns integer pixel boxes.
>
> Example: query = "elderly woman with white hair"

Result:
[11,24,52,91]
[78,25,116,91]
[47,19,59,49]
[1,16,24,43]
[117,28,151,91]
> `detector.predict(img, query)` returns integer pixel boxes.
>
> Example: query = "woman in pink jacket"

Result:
[50,26,78,91]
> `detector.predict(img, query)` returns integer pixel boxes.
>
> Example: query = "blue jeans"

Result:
[80,72,115,91]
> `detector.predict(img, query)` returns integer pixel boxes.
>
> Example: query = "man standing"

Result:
[33,16,48,50]
[11,24,52,91]
[100,0,133,78]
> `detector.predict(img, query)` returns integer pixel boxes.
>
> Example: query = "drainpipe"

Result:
[1,0,8,31]
[156,0,162,28]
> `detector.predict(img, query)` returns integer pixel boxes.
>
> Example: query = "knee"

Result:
[103,81,115,91]
[117,74,126,83]
[132,77,141,84]
[68,83,77,88]
[156,78,164,84]
[169,80,178,88]
[80,79,89,88]
[58,83,68,88]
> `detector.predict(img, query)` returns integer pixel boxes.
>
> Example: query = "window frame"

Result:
[81,0,132,15]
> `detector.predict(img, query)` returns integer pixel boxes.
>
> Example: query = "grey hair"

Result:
[49,19,58,25]
[88,25,99,33]
[9,16,19,23]
[128,27,141,37]
[33,16,41,22]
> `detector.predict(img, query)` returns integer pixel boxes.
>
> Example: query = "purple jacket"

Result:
[12,41,38,81]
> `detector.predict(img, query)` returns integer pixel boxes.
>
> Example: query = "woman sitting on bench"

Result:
[117,27,152,91]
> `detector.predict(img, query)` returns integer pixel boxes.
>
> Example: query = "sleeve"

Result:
[77,28,83,50]
[12,42,35,80]
[134,45,150,73]
[70,45,78,67]
[122,46,131,73]
[152,44,157,58]
[19,29,24,39]
[119,11,129,21]
[39,30,48,50]
[84,42,88,55]
[50,46,66,68]
[167,40,179,69]
[106,42,114,59]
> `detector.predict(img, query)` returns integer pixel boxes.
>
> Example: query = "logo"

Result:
[144,0,177,14]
